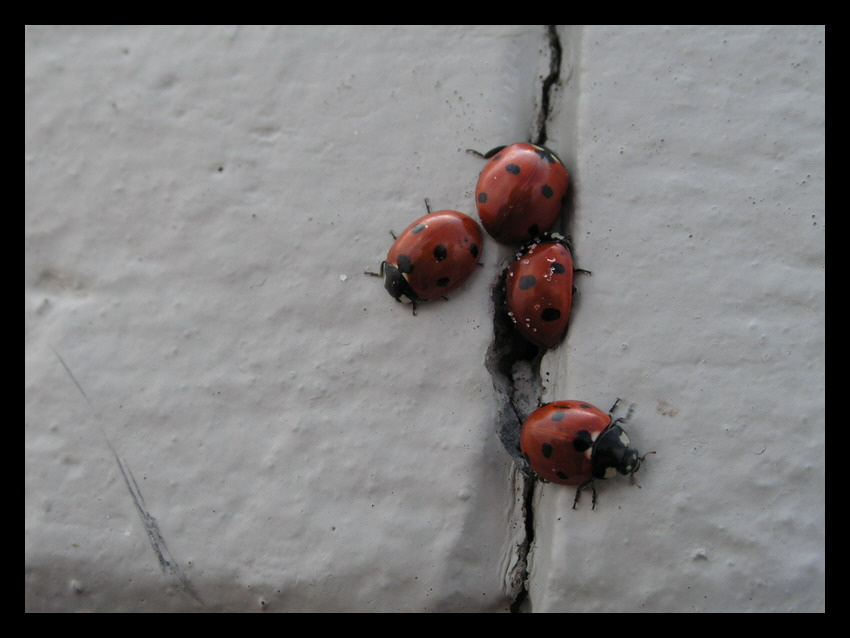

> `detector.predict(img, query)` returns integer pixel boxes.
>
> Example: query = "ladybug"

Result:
[519,399,654,509]
[506,233,580,349]
[470,142,570,244]
[367,202,483,313]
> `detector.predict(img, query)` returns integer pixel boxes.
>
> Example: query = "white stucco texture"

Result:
[536,25,824,613]
[25,25,824,612]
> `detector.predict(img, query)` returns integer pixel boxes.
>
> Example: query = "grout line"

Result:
[484,24,566,613]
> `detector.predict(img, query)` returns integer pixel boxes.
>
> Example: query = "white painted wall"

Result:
[25,25,824,612]
[537,25,825,613]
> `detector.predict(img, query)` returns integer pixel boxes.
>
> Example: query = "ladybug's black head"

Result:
[592,424,645,480]
[620,446,643,476]
[382,262,420,305]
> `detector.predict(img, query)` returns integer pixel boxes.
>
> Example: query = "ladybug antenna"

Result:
[629,450,657,488]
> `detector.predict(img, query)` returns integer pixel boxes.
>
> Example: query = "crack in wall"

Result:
[485,24,565,614]
[533,25,563,148]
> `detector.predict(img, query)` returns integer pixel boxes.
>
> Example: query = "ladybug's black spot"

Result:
[579,403,592,409]
[534,148,555,163]
[551,411,565,422]
[506,164,521,175]
[436,277,450,287]
[555,471,569,480]
[551,262,566,274]
[552,404,573,410]
[518,275,536,290]
[411,223,427,234]
[433,244,448,261]
[573,430,593,452]
[541,308,561,321]
[541,184,554,198]
[470,243,479,258]
[397,254,414,274]
[478,192,488,203]
[528,224,539,237]
[541,443,553,458]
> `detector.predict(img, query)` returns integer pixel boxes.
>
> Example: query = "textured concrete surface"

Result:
[25,25,824,612]
[535,25,825,613]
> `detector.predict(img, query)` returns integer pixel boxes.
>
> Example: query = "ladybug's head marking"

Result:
[591,402,654,487]
[592,424,647,480]
[628,450,657,487]
[382,262,420,305]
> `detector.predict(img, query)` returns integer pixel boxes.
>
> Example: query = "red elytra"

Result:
[384,209,483,302]
[473,143,570,244]
[519,401,611,486]
[505,236,574,349]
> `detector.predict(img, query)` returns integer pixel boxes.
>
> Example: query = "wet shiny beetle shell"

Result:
[380,209,483,307]
[473,143,570,244]
[505,234,575,349]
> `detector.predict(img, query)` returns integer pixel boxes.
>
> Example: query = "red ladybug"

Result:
[471,143,570,244]
[368,203,483,313]
[519,399,654,509]
[506,233,577,349]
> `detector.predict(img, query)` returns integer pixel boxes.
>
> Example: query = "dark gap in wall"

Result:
[485,24,564,614]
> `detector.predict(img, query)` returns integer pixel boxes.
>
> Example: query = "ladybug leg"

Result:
[364,261,386,278]
[424,198,432,214]
[608,398,635,424]
[466,145,507,159]
[411,301,417,316]
[611,404,636,428]
[572,486,582,509]
[573,479,595,510]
